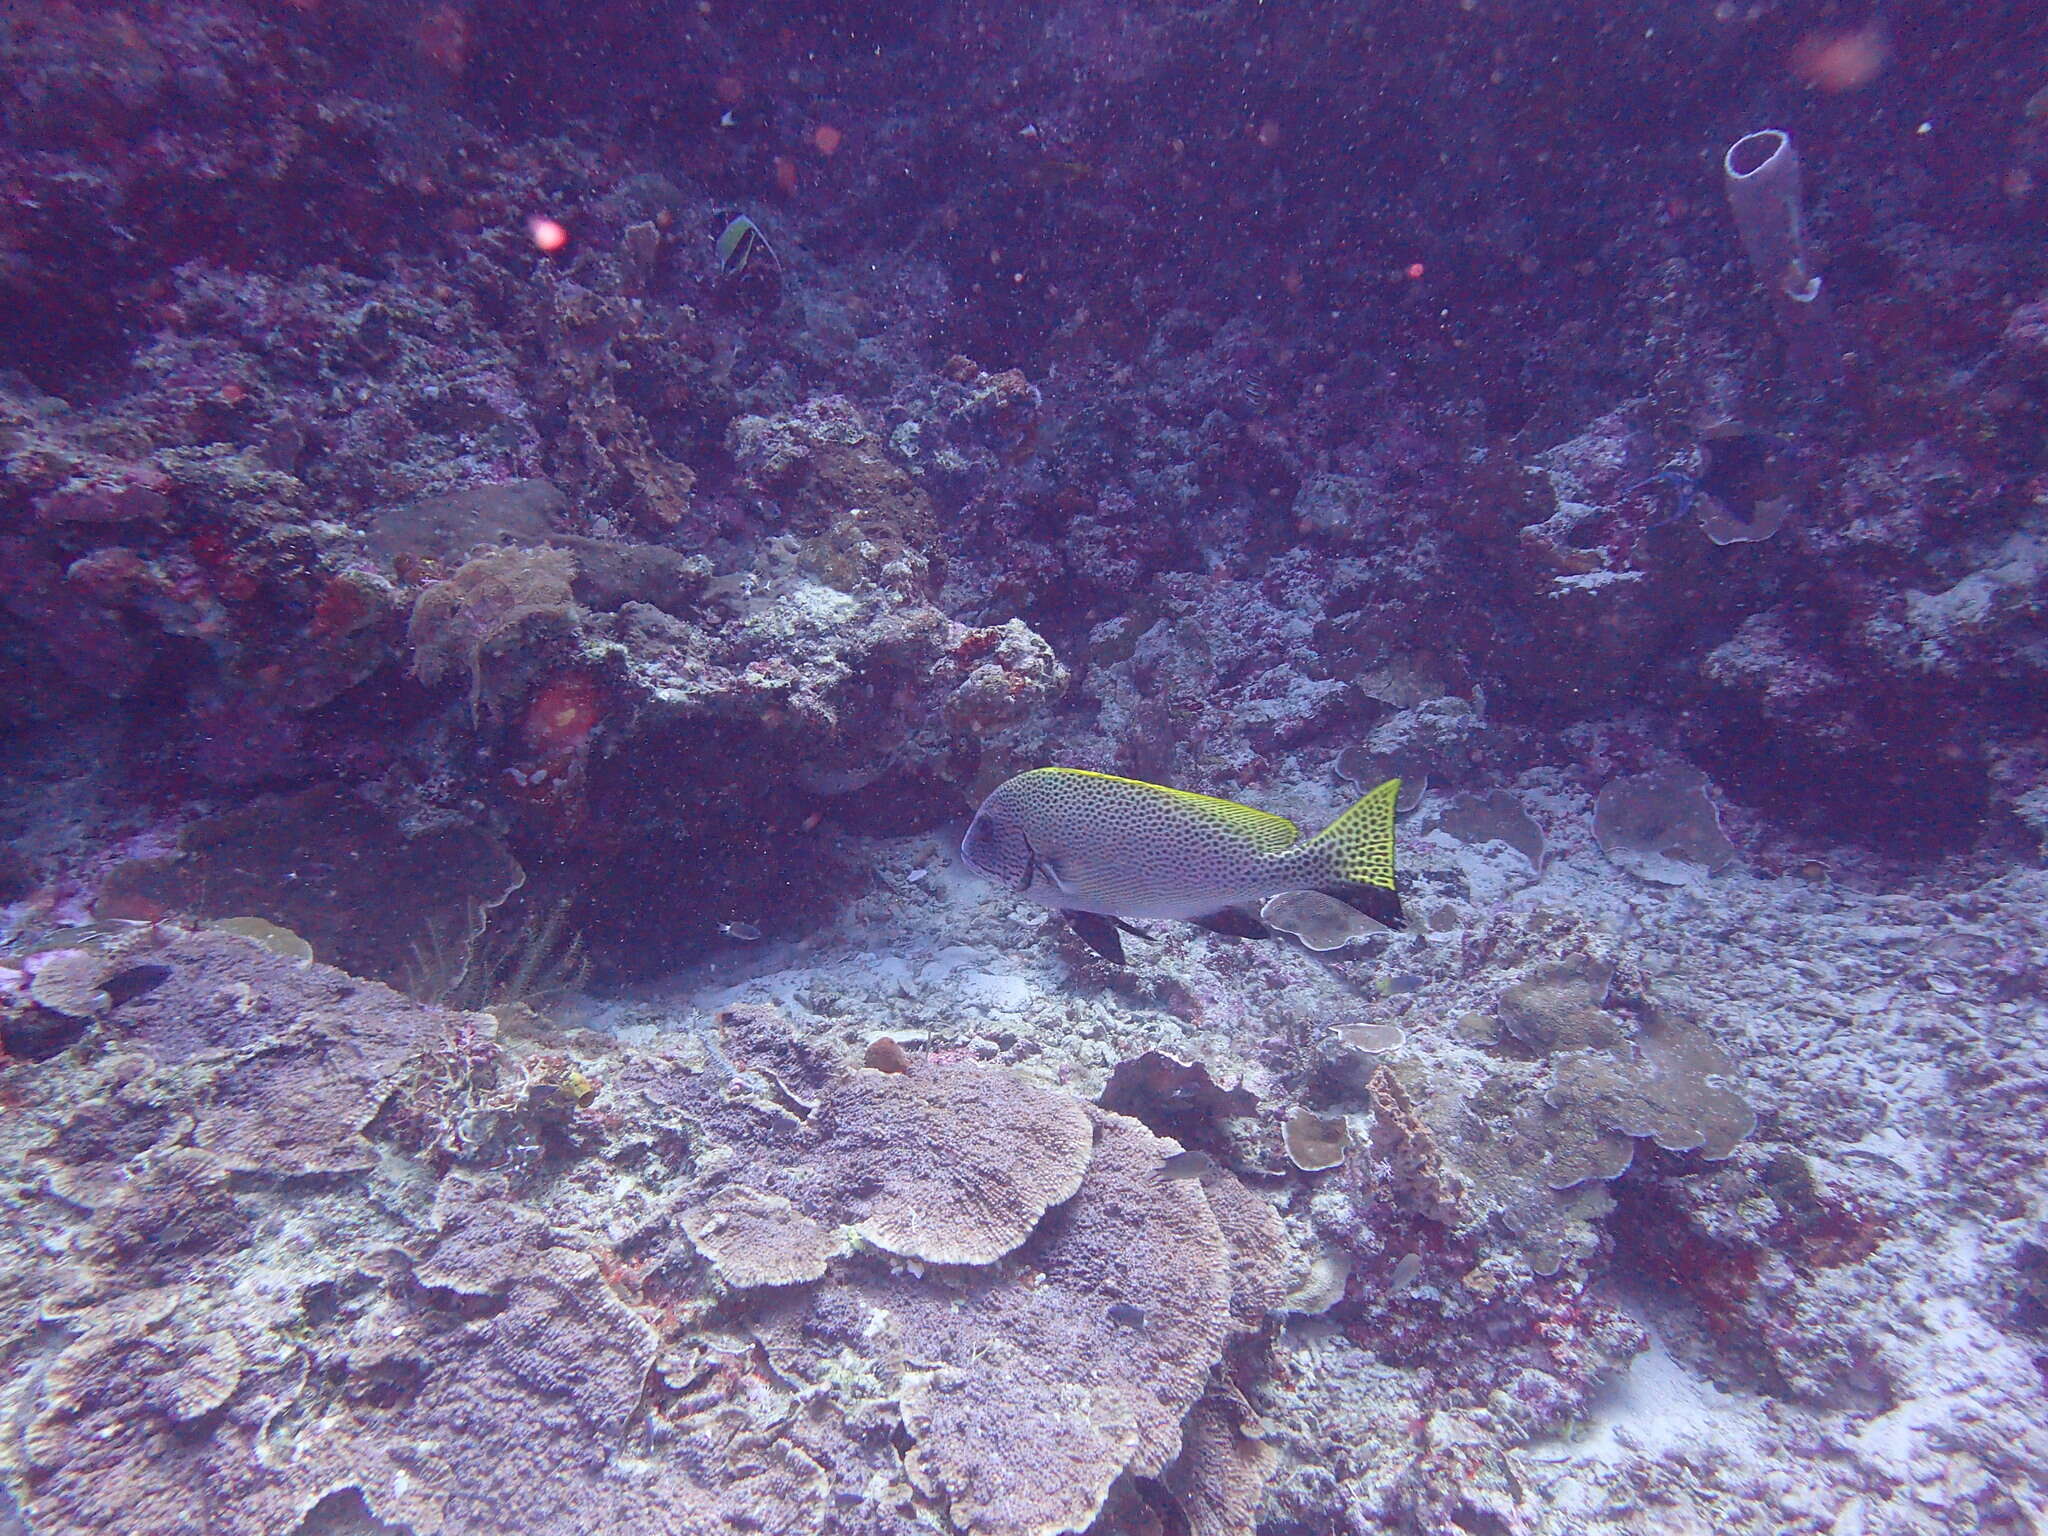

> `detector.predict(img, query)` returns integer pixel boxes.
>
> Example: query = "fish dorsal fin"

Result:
[1039,769,1302,854]
[1177,793,1301,854]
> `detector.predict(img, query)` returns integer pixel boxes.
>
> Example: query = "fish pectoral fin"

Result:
[1189,908,1274,941]
[1037,856,1082,896]
[1062,911,1151,965]
[1318,880,1406,931]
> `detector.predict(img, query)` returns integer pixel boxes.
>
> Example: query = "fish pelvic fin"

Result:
[1292,778,1403,929]
[1063,910,1153,965]
[1189,908,1274,941]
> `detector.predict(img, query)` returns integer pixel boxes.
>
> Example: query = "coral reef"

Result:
[0,931,1308,1536]
[2,1,2046,1532]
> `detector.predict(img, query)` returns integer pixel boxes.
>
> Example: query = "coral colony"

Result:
[2,4,2047,1536]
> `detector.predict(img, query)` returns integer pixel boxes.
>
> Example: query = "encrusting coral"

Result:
[1592,765,1740,886]
[681,1183,843,1288]
[807,1056,1096,1265]
[747,1105,1250,1536]
[1354,944,1756,1277]
[1496,956,1630,1053]
[0,929,1301,1536]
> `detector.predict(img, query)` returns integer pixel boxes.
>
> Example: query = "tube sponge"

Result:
[1724,129,1844,383]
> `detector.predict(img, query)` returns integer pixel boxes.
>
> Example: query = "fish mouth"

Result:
[956,817,1006,887]
[958,821,1038,895]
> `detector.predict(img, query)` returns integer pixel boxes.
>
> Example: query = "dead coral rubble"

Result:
[0,933,1297,1536]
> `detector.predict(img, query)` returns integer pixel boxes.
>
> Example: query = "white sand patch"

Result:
[1540,1314,1761,1467]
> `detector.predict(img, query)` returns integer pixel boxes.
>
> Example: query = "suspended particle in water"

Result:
[527,216,569,253]
[1789,24,1889,93]
[418,4,469,73]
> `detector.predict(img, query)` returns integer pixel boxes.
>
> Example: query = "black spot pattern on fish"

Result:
[961,767,1399,925]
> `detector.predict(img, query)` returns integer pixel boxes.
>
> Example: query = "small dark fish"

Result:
[1107,1302,1147,1327]
[718,921,763,942]
[1159,1149,1214,1180]
[1835,1147,1910,1179]
[715,214,778,277]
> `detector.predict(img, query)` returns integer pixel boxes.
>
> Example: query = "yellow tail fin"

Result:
[1292,778,1402,928]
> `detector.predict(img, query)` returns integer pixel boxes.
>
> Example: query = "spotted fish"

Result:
[959,767,1402,963]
